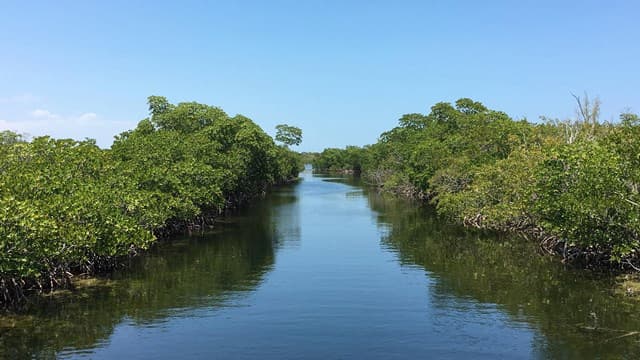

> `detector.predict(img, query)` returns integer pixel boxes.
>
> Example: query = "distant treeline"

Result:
[0,96,302,308]
[299,152,320,166]
[313,97,640,269]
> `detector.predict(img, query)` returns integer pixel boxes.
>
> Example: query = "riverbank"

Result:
[6,173,640,358]
[364,178,640,273]
[0,96,303,310]
[312,98,640,272]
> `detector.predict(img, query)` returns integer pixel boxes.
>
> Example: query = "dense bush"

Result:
[312,146,370,174]
[0,96,301,306]
[315,98,640,268]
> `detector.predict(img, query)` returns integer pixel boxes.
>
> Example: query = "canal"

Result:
[1,169,639,359]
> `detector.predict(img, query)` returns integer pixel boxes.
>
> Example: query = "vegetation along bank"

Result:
[313,97,640,270]
[0,96,302,309]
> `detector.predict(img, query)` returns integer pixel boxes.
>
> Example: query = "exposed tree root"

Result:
[461,213,640,271]
[0,188,280,311]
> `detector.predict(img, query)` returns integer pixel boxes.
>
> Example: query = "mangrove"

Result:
[0,96,302,309]
[313,97,640,270]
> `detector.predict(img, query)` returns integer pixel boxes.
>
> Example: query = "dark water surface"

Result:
[2,170,640,359]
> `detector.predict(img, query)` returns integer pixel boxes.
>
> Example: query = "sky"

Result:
[1,0,638,151]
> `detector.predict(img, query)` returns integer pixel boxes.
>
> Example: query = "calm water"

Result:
[2,169,640,359]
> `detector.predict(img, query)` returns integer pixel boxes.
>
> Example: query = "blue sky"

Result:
[1,0,638,151]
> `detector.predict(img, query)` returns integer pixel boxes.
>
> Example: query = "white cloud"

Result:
[77,112,98,121]
[0,94,136,148]
[0,111,136,148]
[31,109,60,119]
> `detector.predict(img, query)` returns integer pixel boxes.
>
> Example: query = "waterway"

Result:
[1,169,639,359]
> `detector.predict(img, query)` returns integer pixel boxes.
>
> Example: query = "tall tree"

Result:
[275,124,302,147]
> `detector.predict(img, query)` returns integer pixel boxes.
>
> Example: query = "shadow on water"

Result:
[364,189,640,359]
[0,185,300,359]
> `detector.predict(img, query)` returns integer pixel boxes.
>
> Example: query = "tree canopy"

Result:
[313,97,640,268]
[0,96,303,308]
[275,124,302,147]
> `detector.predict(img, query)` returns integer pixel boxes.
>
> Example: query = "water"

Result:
[2,169,640,359]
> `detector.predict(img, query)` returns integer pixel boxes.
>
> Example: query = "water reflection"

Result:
[268,186,302,250]
[365,190,640,359]
[0,189,298,359]
[3,172,640,359]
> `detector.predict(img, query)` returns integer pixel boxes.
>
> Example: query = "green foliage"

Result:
[275,124,302,147]
[316,97,640,265]
[436,146,544,226]
[299,152,319,166]
[0,97,301,304]
[0,138,154,284]
[533,141,639,258]
[312,146,370,174]
[0,130,25,145]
